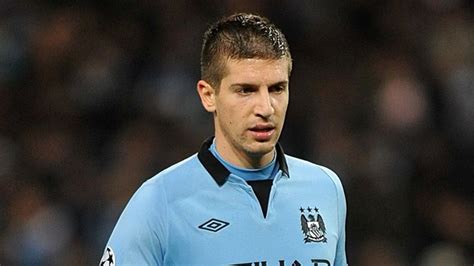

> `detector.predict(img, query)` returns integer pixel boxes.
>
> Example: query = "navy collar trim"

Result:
[197,137,290,186]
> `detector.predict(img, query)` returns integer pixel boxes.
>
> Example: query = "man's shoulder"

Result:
[285,155,330,173]
[285,155,344,190]
[137,153,215,201]
[109,154,206,228]
[145,153,202,186]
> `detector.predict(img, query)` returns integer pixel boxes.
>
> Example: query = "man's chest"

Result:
[163,182,340,265]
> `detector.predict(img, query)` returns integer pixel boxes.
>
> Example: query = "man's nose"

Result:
[254,89,274,118]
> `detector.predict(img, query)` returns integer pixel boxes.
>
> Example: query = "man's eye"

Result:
[270,86,285,93]
[238,87,253,94]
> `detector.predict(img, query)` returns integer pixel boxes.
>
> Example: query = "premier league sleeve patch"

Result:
[99,246,115,266]
[300,207,327,243]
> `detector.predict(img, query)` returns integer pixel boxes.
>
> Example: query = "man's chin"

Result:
[245,142,276,157]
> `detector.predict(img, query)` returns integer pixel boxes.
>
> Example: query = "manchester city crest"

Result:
[300,207,327,243]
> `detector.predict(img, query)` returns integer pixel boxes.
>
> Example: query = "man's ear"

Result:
[197,80,217,113]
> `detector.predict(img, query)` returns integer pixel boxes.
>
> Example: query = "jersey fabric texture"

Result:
[102,137,347,266]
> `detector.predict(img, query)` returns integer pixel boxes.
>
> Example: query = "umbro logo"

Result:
[198,218,229,232]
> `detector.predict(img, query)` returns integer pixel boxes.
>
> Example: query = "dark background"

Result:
[0,0,472,265]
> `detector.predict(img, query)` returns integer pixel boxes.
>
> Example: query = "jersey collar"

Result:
[197,137,289,186]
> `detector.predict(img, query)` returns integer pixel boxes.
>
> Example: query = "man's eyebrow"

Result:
[230,81,289,88]
[268,81,289,87]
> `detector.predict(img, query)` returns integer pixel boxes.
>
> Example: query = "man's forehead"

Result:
[221,58,290,81]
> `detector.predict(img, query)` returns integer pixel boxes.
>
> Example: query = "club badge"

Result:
[300,207,327,243]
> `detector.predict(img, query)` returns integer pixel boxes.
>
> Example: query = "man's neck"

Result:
[209,141,277,181]
[214,139,275,169]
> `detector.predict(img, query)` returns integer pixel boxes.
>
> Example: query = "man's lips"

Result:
[249,124,275,131]
[248,124,276,140]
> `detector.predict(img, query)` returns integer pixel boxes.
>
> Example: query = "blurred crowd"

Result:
[0,0,472,265]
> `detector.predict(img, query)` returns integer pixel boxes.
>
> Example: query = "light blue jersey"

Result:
[101,138,347,265]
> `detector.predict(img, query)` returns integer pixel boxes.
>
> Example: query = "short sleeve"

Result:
[100,181,168,265]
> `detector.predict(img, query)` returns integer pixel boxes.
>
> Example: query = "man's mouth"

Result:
[248,125,276,140]
[250,124,275,131]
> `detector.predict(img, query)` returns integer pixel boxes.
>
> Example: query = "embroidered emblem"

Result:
[300,207,327,243]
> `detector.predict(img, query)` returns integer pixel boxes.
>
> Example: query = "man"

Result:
[100,13,347,266]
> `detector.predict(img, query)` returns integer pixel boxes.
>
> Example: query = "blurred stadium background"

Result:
[0,0,472,265]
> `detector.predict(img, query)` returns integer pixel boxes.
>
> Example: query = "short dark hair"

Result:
[200,13,292,87]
